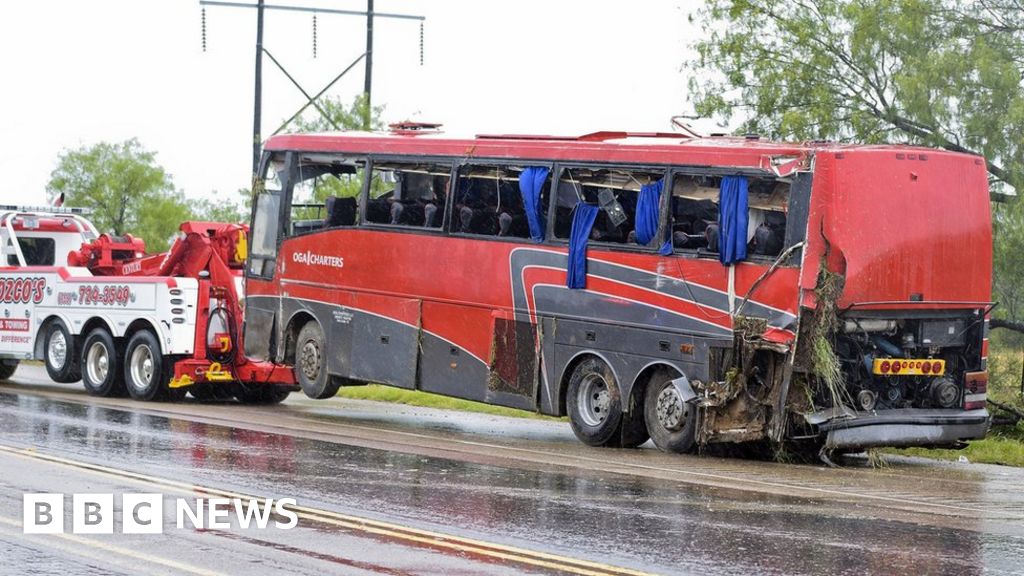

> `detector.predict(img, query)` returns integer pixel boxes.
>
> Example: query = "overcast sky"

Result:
[0,0,713,207]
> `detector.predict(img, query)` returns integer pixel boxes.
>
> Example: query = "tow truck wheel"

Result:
[566,357,624,447]
[44,322,81,383]
[234,384,291,404]
[124,331,169,402]
[81,328,125,397]
[643,371,697,454]
[0,360,18,381]
[295,321,339,399]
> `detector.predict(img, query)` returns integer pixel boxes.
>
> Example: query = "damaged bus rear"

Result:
[792,148,992,452]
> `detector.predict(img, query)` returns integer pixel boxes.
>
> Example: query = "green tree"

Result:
[687,0,1024,197]
[192,189,250,224]
[47,139,189,252]
[282,94,385,204]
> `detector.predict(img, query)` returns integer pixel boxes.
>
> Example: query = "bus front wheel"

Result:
[566,357,624,447]
[295,322,339,399]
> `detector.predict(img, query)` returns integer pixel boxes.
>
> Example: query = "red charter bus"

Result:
[244,125,992,457]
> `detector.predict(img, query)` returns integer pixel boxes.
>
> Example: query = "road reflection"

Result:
[0,392,1011,575]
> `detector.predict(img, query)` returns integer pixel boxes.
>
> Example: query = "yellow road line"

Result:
[0,445,657,576]
[0,515,225,576]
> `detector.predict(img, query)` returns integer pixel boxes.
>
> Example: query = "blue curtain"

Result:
[567,203,599,289]
[518,167,549,242]
[634,180,662,244]
[634,179,673,256]
[718,176,748,265]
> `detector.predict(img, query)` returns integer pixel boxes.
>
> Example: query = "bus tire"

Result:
[643,370,697,454]
[124,330,169,402]
[295,321,338,399]
[235,384,291,405]
[566,357,623,447]
[0,360,18,381]
[44,322,81,383]
[81,328,125,397]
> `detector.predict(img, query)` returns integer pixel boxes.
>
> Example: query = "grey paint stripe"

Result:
[509,248,796,330]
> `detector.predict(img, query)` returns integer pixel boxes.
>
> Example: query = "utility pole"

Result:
[363,0,373,130]
[200,1,425,179]
[252,0,265,178]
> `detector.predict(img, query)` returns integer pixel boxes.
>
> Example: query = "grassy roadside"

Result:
[885,422,1024,467]
[886,344,1024,467]
[336,384,564,421]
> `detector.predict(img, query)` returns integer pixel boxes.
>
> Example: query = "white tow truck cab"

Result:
[0,206,293,403]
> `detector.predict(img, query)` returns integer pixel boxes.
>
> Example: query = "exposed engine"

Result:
[833,315,985,412]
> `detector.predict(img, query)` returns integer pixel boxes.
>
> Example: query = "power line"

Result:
[198,0,426,180]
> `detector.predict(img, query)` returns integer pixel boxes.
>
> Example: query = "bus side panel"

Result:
[278,296,354,379]
[244,294,278,361]
[419,301,491,402]
[551,319,714,407]
[347,293,420,390]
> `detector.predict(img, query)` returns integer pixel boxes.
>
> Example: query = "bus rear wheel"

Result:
[124,330,169,402]
[295,321,339,399]
[44,322,80,383]
[643,371,697,454]
[566,357,623,447]
[81,328,125,397]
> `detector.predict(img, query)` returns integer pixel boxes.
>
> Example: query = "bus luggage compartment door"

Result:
[487,309,538,411]
[346,293,420,390]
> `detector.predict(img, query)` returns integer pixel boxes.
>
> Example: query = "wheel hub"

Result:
[48,331,67,369]
[86,342,109,383]
[130,345,154,389]
[656,386,687,431]
[577,374,610,427]
[300,340,321,380]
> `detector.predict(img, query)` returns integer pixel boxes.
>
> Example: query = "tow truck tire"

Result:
[643,370,697,454]
[566,357,624,447]
[295,321,339,399]
[124,330,169,402]
[81,328,126,397]
[0,360,18,381]
[234,384,291,404]
[44,322,80,383]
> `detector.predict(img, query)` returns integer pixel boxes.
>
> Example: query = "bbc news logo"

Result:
[23,493,298,534]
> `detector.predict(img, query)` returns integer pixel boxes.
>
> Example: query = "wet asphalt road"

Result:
[0,364,1022,575]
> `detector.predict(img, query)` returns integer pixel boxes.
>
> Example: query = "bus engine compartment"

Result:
[833,313,987,413]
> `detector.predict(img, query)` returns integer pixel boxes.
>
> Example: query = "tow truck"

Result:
[0,206,295,402]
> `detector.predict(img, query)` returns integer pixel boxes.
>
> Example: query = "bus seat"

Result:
[424,203,438,227]
[390,202,405,224]
[325,196,357,227]
[705,223,720,252]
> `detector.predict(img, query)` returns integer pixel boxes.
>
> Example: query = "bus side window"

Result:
[670,175,788,257]
[553,167,664,245]
[290,155,366,236]
[453,165,551,238]
[366,161,451,229]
